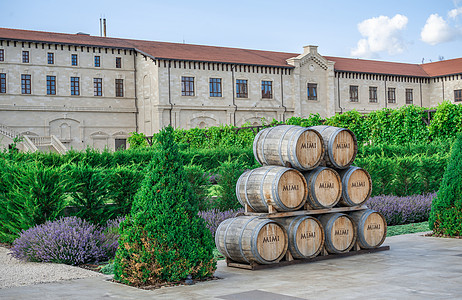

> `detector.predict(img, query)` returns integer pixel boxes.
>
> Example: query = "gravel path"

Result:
[0,246,103,289]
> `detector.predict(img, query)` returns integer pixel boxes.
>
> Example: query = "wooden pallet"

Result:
[226,244,390,270]
[243,204,369,218]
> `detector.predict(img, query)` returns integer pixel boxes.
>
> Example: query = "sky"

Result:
[1,0,462,64]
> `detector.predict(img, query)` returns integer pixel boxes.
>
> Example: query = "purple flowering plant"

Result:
[366,192,435,226]
[198,208,243,237]
[9,216,123,265]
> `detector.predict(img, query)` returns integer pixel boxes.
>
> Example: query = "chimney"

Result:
[103,18,107,37]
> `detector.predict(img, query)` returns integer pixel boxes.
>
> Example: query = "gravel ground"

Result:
[0,246,103,289]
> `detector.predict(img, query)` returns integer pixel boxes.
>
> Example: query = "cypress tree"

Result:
[113,126,216,286]
[429,133,462,236]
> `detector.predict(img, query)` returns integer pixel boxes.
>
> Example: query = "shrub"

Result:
[113,126,216,286]
[9,217,119,265]
[68,163,111,224]
[184,164,211,211]
[0,161,72,243]
[106,165,144,216]
[127,132,149,149]
[429,133,462,236]
[214,158,249,211]
[198,208,244,237]
[366,193,435,226]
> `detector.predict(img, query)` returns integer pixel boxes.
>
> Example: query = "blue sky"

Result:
[1,0,462,64]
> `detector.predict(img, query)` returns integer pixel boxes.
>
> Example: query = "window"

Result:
[22,51,29,63]
[115,79,124,97]
[0,49,4,61]
[71,54,78,66]
[455,89,462,102]
[406,89,413,104]
[21,74,31,94]
[47,53,54,64]
[115,139,127,151]
[369,86,377,103]
[0,73,6,93]
[71,77,80,95]
[236,79,248,98]
[46,76,56,95]
[116,57,121,68]
[350,85,359,102]
[94,78,102,96]
[181,76,194,96]
[307,83,317,100]
[388,88,396,103]
[261,81,272,99]
[209,78,222,97]
[94,56,100,67]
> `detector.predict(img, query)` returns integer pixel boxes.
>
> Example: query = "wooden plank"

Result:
[226,245,390,270]
[244,205,369,218]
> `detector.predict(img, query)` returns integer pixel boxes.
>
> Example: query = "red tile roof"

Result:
[1,27,461,77]
[421,57,462,77]
[324,56,429,77]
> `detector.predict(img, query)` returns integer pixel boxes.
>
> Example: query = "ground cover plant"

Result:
[9,216,121,265]
[366,193,434,226]
[430,133,462,236]
[386,222,430,237]
[113,126,216,286]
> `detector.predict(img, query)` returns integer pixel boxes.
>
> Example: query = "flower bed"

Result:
[366,193,435,226]
[198,208,244,237]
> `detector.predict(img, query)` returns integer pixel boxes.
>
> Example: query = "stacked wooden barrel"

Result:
[215,125,387,268]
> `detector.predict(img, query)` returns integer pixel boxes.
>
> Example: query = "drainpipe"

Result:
[337,74,342,113]
[280,70,286,122]
[419,79,423,107]
[133,52,138,132]
[384,76,388,108]
[231,65,236,125]
[168,60,172,127]
[442,77,444,100]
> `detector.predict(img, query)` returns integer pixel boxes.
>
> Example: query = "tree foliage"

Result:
[113,126,216,286]
[429,133,462,236]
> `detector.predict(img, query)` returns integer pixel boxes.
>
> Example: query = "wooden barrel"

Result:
[215,216,288,264]
[310,125,357,169]
[236,166,307,212]
[303,167,342,209]
[276,216,324,259]
[337,166,372,207]
[253,125,325,171]
[349,209,387,249]
[317,213,356,254]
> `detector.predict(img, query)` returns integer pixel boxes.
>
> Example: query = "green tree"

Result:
[113,126,216,286]
[429,133,462,236]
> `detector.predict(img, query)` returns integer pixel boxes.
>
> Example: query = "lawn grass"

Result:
[386,221,430,237]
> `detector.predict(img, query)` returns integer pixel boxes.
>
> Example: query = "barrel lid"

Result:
[313,167,342,207]
[255,222,287,262]
[294,217,323,257]
[294,129,324,170]
[362,211,386,247]
[330,129,356,168]
[276,169,307,209]
[330,215,355,252]
[346,167,371,205]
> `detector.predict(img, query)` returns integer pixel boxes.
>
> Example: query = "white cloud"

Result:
[351,14,408,58]
[448,7,462,18]
[421,14,457,45]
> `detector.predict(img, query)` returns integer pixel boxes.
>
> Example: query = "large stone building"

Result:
[0,28,461,151]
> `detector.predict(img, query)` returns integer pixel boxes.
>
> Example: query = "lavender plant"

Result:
[10,217,121,265]
[198,208,244,237]
[366,193,435,226]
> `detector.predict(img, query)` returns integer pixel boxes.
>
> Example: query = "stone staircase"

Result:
[0,123,68,154]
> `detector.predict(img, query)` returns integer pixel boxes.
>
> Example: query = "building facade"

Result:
[0,28,461,151]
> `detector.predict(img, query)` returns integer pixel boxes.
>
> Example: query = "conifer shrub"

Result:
[214,158,249,211]
[429,133,462,236]
[113,126,216,286]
